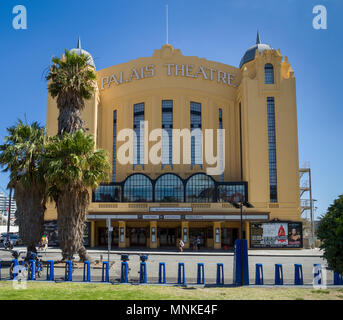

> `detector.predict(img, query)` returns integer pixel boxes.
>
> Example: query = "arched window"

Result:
[185,174,215,202]
[264,63,274,84]
[123,174,152,202]
[155,174,184,202]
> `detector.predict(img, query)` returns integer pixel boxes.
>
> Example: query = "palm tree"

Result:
[44,130,110,261]
[46,49,96,137]
[0,120,46,253]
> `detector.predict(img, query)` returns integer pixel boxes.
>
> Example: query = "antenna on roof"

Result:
[166,4,169,44]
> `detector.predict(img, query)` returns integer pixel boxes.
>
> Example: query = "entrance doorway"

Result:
[128,228,147,246]
[98,227,119,246]
[189,228,207,249]
[221,227,239,248]
[159,228,176,247]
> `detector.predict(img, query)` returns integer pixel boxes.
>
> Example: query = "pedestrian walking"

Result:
[179,239,184,252]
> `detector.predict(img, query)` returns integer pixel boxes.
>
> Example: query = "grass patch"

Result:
[0,282,342,300]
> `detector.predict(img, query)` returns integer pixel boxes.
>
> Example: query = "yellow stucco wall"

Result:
[45,44,301,246]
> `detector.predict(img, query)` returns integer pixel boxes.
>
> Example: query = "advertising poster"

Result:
[250,221,302,248]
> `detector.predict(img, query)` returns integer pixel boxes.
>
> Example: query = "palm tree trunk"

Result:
[56,186,90,261]
[14,182,46,253]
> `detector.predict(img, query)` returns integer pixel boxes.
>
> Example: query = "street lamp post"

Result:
[232,199,253,286]
[6,187,13,242]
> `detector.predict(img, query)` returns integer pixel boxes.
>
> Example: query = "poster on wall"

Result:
[250,221,302,248]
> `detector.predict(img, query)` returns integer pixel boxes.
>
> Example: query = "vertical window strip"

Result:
[133,103,144,168]
[162,100,173,167]
[267,97,278,202]
[190,102,202,168]
[265,64,274,84]
[219,108,224,181]
[112,110,117,181]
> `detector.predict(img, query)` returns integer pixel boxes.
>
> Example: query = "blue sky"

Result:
[0,0,341,219]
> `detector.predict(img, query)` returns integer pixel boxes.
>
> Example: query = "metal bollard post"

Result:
[197,263,205,285]
[158,262,166,284]
[102,261,109,282]
[121,261,128,283]
[46,260,54,281]
[178,263,185,285]
[255,264,264,285]
[65,260,73,281]
[294,264,303,285]
[216,263,224,285]
[29,260,36,280]
[313,264,322,285]
[11,259,19,280]
[140,262,147,284]
[83,261,91,282]
[275,264,283,285]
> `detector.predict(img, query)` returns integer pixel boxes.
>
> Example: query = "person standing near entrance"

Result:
[196,236,201,251]
[179,239,184,252]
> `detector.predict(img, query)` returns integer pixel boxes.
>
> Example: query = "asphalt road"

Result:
[0,247,331,285]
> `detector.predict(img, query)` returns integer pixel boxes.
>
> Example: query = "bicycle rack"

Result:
[294,264,303,285]
[139,262,147,284]
[313,264,322,285]
[121,261,129,283]
[216,263,224,285]
[83,261,91,282]
[197,263,205,284]
[158,262,166,284]
[102,261,109,282]
[177,263,185,285]
[255,263,264,285]
[275,264,283,285]
[11,259,19,280]
[28,260,36,280]
[65,260,73,281]
[46,260,54,281]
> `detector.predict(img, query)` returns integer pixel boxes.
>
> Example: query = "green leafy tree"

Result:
[44,130,110,261]
[317,195,343,274]
[46,49,96,137]
[0,120,46,253]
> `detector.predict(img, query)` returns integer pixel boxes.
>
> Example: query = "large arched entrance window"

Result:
[155,174,184,202]
[123,174,153,202]
[185,173,215,202]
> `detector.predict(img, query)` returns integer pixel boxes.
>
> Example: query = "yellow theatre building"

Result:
[45,33,302,250]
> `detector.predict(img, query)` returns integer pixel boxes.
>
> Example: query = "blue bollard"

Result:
[333,272,343,285]
[178,263,185,285]
[313,264,322,285]
[233,239,249,285]
[216,263,224,285]
[102,261,109,282]
[294,264,303,285]
[158,262,166,284]
[11,259,19,280]
[65,260,73,281]
[121,261,128,283]
[83,261,91,282]
[255,264,264,285]
[46,260,54,281]
[197,263,205,284]
[29,260,36,280]
[275,264,283,285]
[140,262,147,284]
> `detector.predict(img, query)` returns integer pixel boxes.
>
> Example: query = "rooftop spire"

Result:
[77,36,81,49]
[256,30,261,44]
